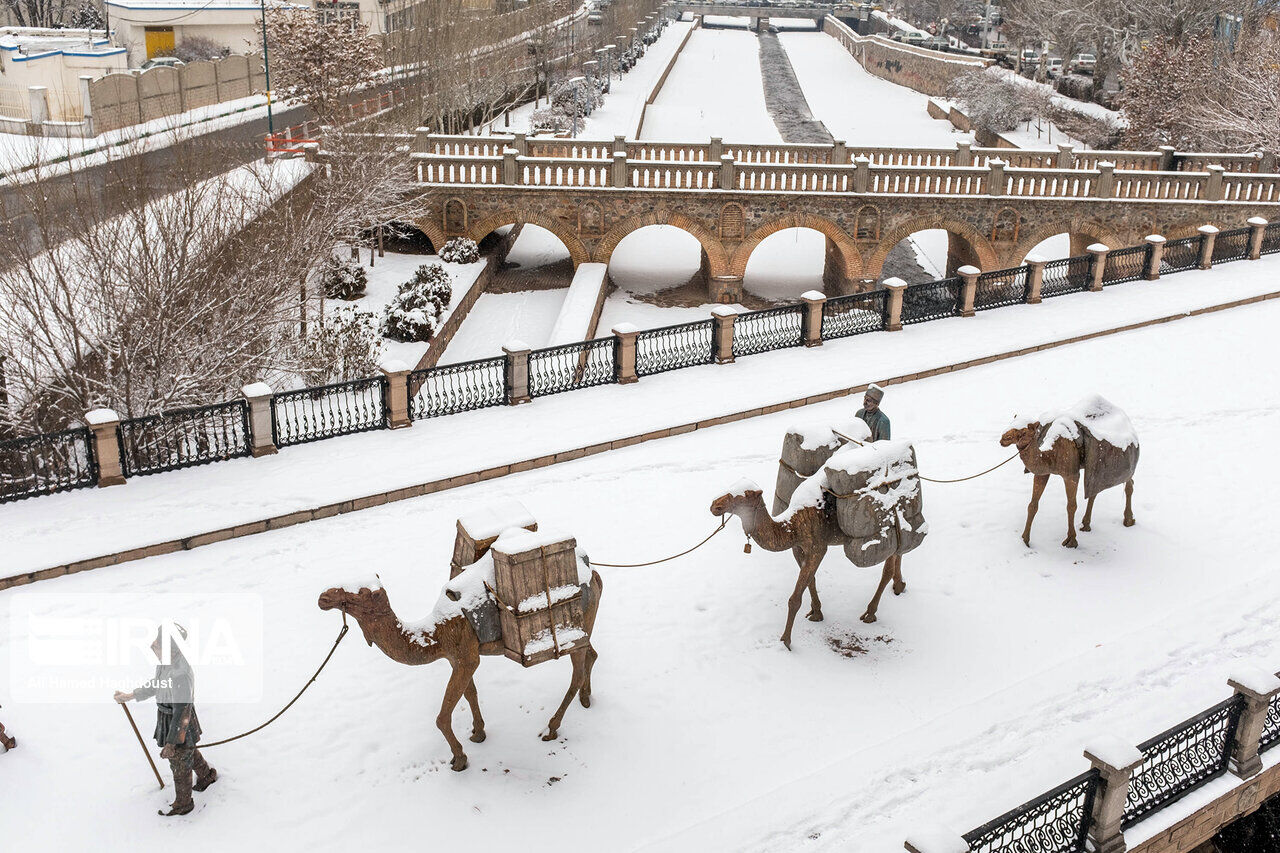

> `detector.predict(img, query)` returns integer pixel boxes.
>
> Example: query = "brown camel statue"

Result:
[317,572,602,772]
[709,483,904,650]
[1000,396,1138,548]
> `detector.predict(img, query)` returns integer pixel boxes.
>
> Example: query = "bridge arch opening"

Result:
[866,220,997,284]
[739,226,863,300]
[471,221,584,290]
[605,224,711,299]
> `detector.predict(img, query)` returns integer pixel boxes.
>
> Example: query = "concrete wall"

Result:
[634,17,699,138]
[823,15,988,98]
[87,52,266,134]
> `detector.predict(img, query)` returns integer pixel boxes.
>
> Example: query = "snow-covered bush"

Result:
[70,3,104,29]
[439,237,479,264]
[320,255,368,300]
[947,68,1040,135]
[552,77,602,118]
[532,107,571,134]
[381,264,452,342]
[1055,74,1094,103]
[297,306,382,385]
[172,36,230,63]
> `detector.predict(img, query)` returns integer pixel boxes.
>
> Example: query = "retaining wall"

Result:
[88,53,267,134]
[823,16,988,98]
[634,18,700,138]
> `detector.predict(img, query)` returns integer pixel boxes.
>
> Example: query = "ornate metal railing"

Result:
[963,770,1099,853]
[1121,695,1245,828]
[1263,222,1280,255]
[1211,227,1252,263]
[272,377,388,447]
[1161,236,1202,273]
[0,427,97,503]
[408,357,506,420]
[635,319,715,376]
[974,266,1030,310]
[732,304,804,356]
[528,338,617,397]
[118,401,251,477]
[1261,692,1280,753]
[821,290,888,339]
[1041,255,1091,298]
[901,277,962,324]
[1103,245,1149,285]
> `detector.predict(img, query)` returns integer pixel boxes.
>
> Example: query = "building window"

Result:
[316,0,361,28]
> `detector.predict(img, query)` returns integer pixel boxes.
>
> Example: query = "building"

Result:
[0,27,126,121]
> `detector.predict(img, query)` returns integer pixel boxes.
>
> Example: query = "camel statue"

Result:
[999,395,1139,548]
[317,571,603,772]
[709,483,905,650]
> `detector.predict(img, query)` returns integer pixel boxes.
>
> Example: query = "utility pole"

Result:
[259,0,275,136]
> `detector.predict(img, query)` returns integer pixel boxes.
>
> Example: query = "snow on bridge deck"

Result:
[3,262,1280,852]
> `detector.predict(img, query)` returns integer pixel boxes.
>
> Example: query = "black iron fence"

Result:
[901,277,962,324]
[635,319,715,376]
[1263,223,1280,256]
[0,428,97,504]
[408,357,505,420]
[1211,227,1252,264]
[528,338,617,397]
[1041,255,1091,299]
[272,376,388,447]
[1162,235,1202,272]
[821,290,888,339]
[1263,694,1280,753]
[732,304,803,356]
[974,266,1030,310]
[1103,245,1149,285]
[963,770,1099,853]
[118,401,251,477]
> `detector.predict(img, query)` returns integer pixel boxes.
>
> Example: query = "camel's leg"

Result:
[437,662,478,771]
[579,645,598,708]
[1080,495,1096,532]
[891,554,906,595]
[543,651,588,740]
[1062,475,1079,548]
[1023,474,1049,547]
[464,677,486,743]
[862,560,896,623]
[1123,479,1136,527]
[781,558,821,650]
[806,575,824,622]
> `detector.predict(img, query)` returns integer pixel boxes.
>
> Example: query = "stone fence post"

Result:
[1197,224,1219,270]
[1143,235,1165,280]
[503,341,531,405]
[800,290,824,347]
[79,74,95,137]
[711,306,737,364]
[884,277,908,331]
[380,359,411,429]
[955,141,972,167]
[612,134,626,155]
[831,139,848,164]
[1055,143,1075,169]
[1024,253,1046,303]
[718,154,735,190]
[708,136,723,161]
[1083,736,1145,853]
[86,408,126,487]
[241,383,277,457]
[957,265,981,316]
[1247,217,1268,260]
[853,155,871,193]
[503,148,518,185]
[1205,165,1225,201]
[612,151,628,188]
[1226,670,1280,779]
[1087,243,1110,291]
[512,131,527,155]
[612,323,639,384]
[1157,145,1176,171]
[986,158,1006,196]
[1096,161,1115,199]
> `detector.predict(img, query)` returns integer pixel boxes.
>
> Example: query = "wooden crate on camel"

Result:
[823,440,928,567]
[489,528,592,667]
[450,499,538,578]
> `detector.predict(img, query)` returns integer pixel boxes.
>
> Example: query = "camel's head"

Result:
[318,581,390,646]
[710,479,763,517]
[1000,420,1040,450]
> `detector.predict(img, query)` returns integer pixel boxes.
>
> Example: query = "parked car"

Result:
[1044,56,1064,77]
[1068,53,1096,74]
[141,56,184,70]
[1019,47,1040,67]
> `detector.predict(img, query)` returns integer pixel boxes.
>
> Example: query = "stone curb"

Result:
[3,287,1277,592]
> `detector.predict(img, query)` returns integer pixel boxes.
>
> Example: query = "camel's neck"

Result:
[1017,438,1055,473]
[355,601,448,665]
[732,498,794,552]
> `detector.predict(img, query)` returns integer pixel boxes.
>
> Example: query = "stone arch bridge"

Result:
[401,133,1280,302]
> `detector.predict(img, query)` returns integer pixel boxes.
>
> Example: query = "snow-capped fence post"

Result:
[612,152,629,187]
[1246,217,1269,260]
[502,148,518,185]
[612,323,639,384]
[1024,254,1046,303]
[1143,235,1166,280]
[612,135,627,156]
[954,141,972,167]
[986,159,1006,196]
[1224,671,1280,779]
[512,132,527,156]
[718,155,735,189]
[85,409,126,488]
[831,140,848,165]
[379,360,412,430]
[957,265,981,317]
[709,136,723,162]
[241,383,277,457]
[503,342,532,405]
[1196,225,1219,270]
[1086,244,1110,292]
[711,306,737,364]
[1205,165,1226,201]
[1055,143,1075,169]
[853,156,871,193]
[1095,162,1115,199]
[1082,736,1145,853]
[800,291,825,347]
[884,278,908,332]
[1157,145,1176,171]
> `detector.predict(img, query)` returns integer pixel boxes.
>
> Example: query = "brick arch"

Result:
[728,213,864,280]
[864,216,999,280]
[466,210,592,268]
[1013,218,1124,264]
[413,218,447,253]
[592,209,730,278]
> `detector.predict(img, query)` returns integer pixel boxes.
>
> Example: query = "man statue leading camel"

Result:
[856,384,890,441]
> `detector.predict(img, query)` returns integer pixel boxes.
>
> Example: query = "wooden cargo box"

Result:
[490,528,589,667]
[450,500,538,578]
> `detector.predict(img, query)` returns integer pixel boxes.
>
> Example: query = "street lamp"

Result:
[569,75,586,138]
[259,0,274,136]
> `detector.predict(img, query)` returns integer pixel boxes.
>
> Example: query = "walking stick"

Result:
[120,703,165,789]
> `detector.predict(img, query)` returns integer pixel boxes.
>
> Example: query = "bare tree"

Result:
[2,0,71,27]
[262,7,381,124]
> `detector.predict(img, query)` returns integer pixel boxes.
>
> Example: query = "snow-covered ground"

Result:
[442,289,568,361]
[4,271,1279,852]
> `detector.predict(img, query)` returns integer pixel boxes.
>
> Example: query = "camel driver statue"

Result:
[114,622,218,816]
[856,384,891,441]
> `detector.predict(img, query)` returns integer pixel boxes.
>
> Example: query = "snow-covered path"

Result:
[4,286,1279,852]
